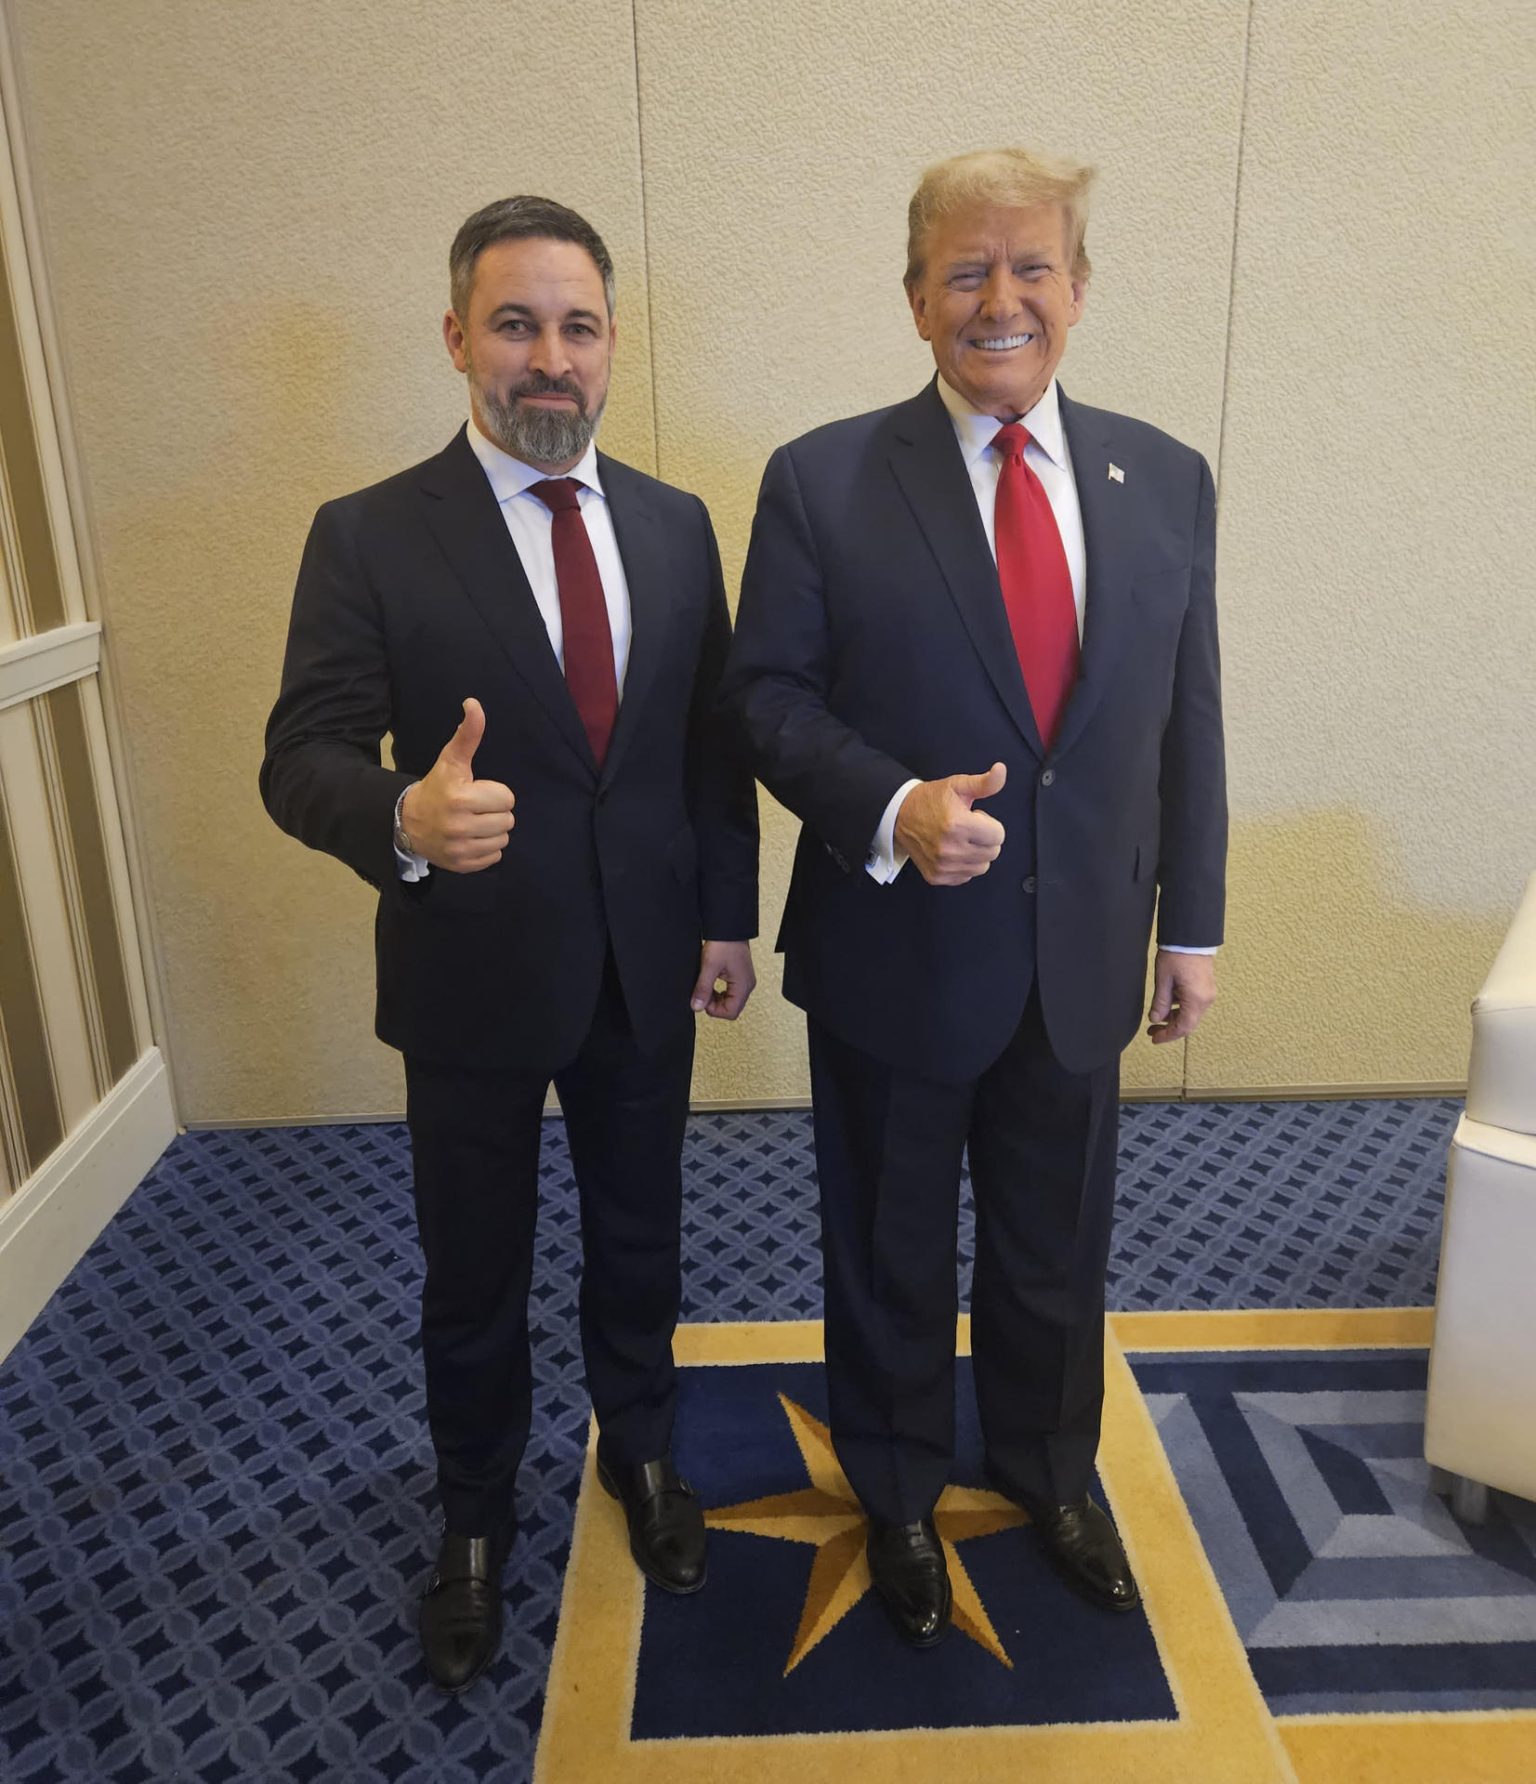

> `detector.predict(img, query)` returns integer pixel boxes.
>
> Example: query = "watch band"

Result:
[393,784,417,856]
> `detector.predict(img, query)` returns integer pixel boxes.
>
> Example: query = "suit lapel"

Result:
[416,428,596,774]
[1049,389,1141,759]
[596,454,674,788]
[886,384,1044,758]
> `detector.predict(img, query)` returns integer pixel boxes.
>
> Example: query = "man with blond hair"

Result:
[723,149,1225,1647]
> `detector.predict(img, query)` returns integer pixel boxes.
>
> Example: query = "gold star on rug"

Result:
[704,1393,1030,1674]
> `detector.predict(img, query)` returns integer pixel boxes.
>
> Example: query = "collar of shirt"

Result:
[935,373,1068,474]
[464,412,606,506]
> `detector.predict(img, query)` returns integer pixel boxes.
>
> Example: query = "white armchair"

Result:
[1424,871,1536,1519]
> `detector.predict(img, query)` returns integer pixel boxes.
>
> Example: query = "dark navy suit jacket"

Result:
[261,426,758,1071]
[722,380,1225,1081]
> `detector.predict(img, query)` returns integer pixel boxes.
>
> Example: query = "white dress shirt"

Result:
[865,375,1083,884]
[396,414,631,880]
[862,377,1212,956]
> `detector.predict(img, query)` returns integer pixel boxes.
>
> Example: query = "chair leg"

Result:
[1450,1475,1490,1525]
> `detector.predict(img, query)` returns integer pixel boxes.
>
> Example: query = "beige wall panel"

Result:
[1187,0,1536,1091]
[0,697,97,1136]
[0,111,86,640]
[636,0,1249,1102]
[7,0,654,1119]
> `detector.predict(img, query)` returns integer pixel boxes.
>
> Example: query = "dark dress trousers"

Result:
[261,427,758,1532]
[721,380,1225,1523]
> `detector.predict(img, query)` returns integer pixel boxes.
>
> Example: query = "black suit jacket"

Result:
[261,427,758,1071]
[721,381,1225,1081]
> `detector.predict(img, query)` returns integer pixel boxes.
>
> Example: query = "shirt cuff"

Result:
[1159,944,1218,955]
[865,778,922,884]
[394,784,430,881]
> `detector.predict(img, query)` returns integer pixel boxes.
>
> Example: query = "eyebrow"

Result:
[486,301,605,325]
[945,248,1055,268]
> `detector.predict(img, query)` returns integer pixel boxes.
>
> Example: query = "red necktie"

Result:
[531,479,618,764]
[991,423,1079,750]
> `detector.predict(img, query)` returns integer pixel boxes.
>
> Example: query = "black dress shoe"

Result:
[866,1518,952,1647]
[596,1453,707,1594]
[1020,1495,1140,1612]
[418,1526,513,1692]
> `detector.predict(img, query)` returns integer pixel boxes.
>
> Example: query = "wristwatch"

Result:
[393,784,418,856]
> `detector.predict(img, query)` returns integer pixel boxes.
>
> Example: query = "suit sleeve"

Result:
[259,498,414,890]
[1155,454,1227,946]
[719,444,915,867]
[687,496,759,940]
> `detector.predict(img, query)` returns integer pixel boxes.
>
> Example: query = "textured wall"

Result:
[634,0,1248,1101]
[5,0,1532,1120]
[1188,0,1536,1090]
[6,0,656,1119]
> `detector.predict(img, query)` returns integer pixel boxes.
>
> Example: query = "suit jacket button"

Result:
[1040,769,1056,787]
[1023,875,1037,894]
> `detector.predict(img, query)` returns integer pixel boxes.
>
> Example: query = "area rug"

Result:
[535,1310,1536,1783]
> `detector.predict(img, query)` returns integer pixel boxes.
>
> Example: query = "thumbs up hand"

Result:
[893,761,1007,886]
[399,698,516,872]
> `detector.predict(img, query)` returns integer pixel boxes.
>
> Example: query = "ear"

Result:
[906,280,933,343]
[1066,277,1087,328]
[443,308,469,372]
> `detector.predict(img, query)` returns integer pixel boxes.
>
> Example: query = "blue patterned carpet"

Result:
[0,1100,1463,1781]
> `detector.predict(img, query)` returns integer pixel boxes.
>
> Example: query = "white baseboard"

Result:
[0,1049,176,1366]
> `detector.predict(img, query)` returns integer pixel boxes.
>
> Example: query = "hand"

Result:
[400,698,516,873]
[893,762,1007,886]
[691,940,756,1020]
[1147,950,1217,1043]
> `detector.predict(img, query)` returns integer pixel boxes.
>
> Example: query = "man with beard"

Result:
[261,196,758,1691]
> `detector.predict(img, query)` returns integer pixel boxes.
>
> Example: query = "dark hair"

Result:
[449,196,616,318]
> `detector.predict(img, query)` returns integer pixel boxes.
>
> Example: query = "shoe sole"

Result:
[596,1456,708,1596]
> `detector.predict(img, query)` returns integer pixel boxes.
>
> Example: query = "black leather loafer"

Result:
[596,1453,707,1594]
[1021,1495,1140,1612]
[418,1525,514,1692]
[867,1517,952,1647]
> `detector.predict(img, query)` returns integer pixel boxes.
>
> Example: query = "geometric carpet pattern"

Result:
[539,1312,1536,1782]
[0,1097,1481,1782]
[1134,1346,1536,1716]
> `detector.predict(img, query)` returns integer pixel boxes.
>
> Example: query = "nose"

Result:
[527,323,573,379]
[978,265,1023,320]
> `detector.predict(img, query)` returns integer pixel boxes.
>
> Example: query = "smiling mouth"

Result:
[971,333,1035,352]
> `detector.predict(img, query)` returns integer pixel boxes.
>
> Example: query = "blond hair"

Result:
[905,148,1097,287]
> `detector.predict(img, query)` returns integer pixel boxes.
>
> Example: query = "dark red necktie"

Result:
[531,478,618,764]
[991,423,1079,750]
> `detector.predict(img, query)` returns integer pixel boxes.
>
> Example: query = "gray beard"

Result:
[477,383,603,469]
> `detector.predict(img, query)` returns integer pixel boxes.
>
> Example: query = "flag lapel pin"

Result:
[1108,463,1124,483]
